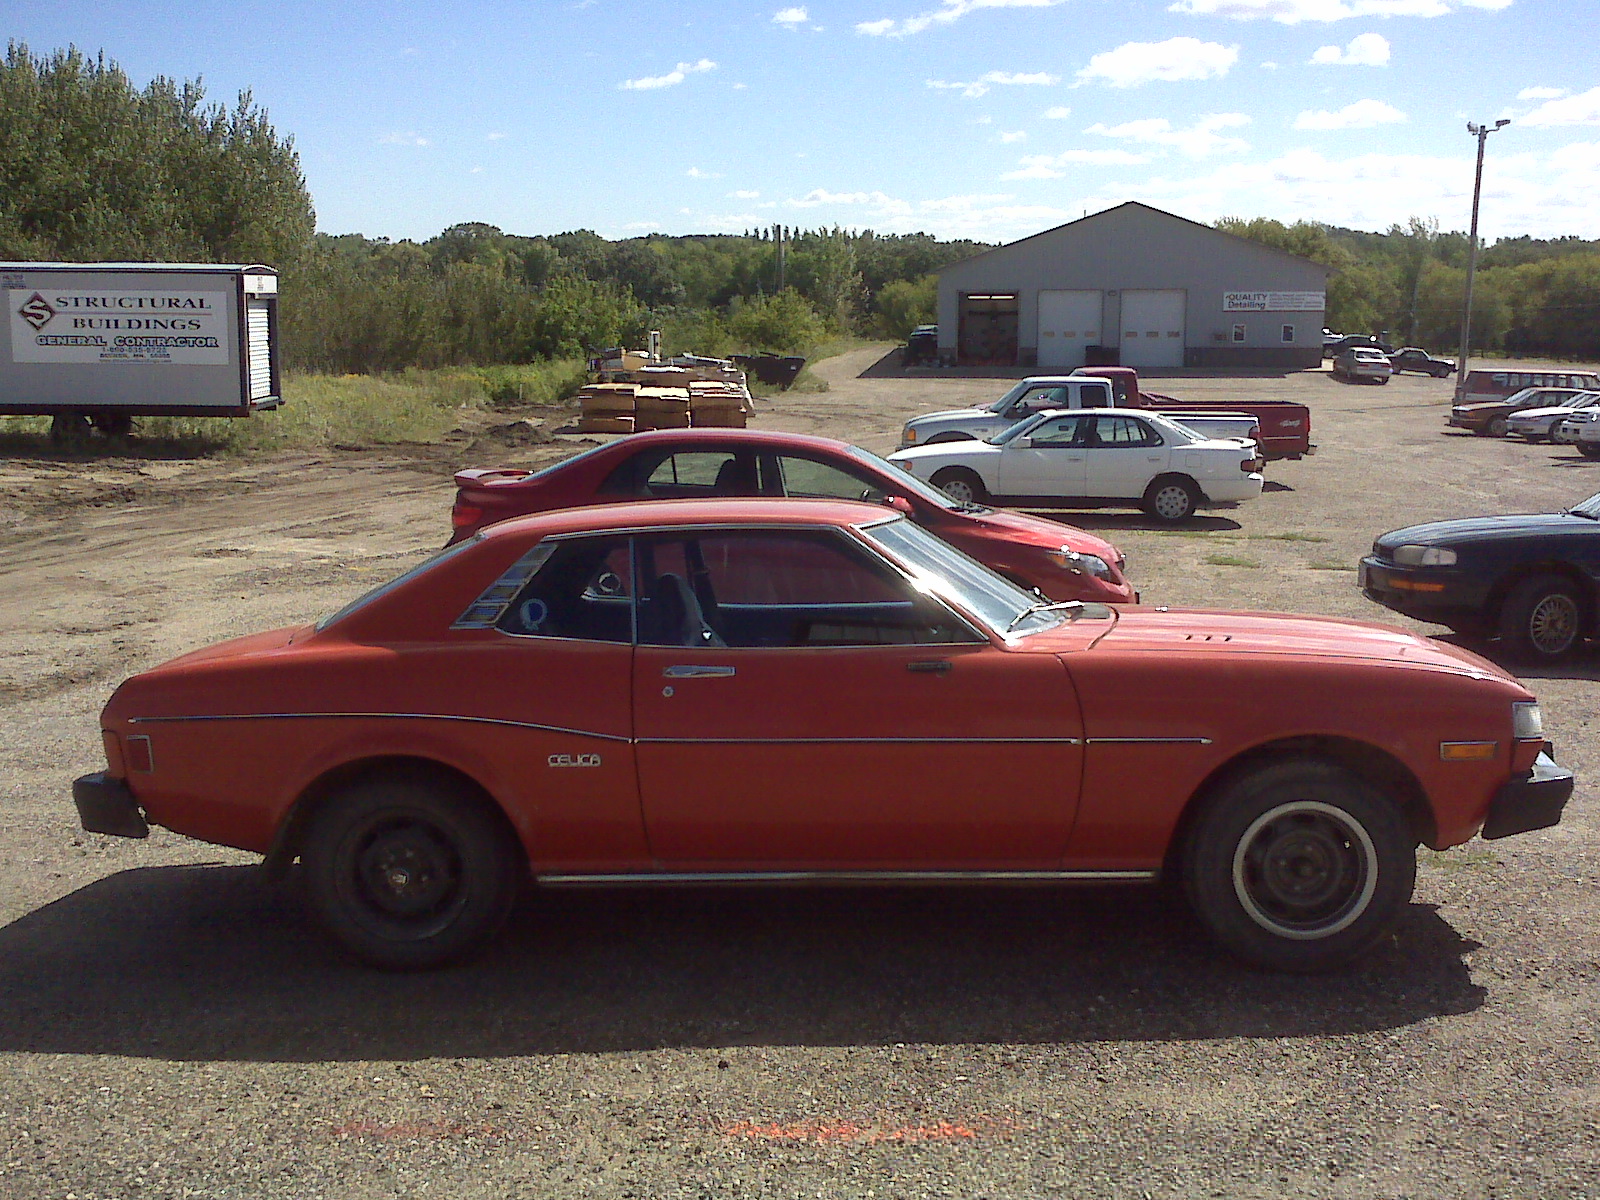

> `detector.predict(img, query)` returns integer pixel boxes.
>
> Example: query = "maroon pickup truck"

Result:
[1072,367,1314,461]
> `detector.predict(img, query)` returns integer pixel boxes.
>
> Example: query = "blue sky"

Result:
[8,0,1598,244]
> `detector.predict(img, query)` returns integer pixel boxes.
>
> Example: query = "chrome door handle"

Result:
[663,665,737,678]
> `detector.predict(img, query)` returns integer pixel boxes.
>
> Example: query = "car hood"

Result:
[907,406,992,425]
[1074,608,1513,679]
[892,441,1000,465]
[1375,513,1588,547]
[961,506,1120,559]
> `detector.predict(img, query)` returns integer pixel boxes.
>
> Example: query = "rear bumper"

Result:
[73,772,149,839]
[1482,750,1573,840]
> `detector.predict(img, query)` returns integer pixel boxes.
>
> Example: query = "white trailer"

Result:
[1,262,280,441]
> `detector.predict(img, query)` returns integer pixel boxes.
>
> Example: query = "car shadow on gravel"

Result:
[1026,512,1244,534]
[0,865,1484,1063]
[1430,632,1600,682]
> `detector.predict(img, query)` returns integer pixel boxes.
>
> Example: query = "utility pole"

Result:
[774,223,787,292]
[1454,118,1510,405]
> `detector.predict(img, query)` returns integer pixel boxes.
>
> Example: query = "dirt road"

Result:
[1,347,1597,1198]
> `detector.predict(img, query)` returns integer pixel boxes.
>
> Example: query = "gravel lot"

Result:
[1,346,1597,1199]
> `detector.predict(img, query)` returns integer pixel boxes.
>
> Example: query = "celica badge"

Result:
[548,753,602,768]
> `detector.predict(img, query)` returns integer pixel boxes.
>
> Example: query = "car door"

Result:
[630,527,1084,870]
[1082,414,1168,500]
[995,413,1090,498]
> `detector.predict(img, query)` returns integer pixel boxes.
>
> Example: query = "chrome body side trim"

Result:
[536,869,1157,886]
[1085,736,1213,745]
[634,736,1083,746]
[126,712,632,743]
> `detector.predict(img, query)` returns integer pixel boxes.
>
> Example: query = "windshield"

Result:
[1568,492,1600,519]
[987,380,1031,413]
[845,445,969,511]
[863,516,1110,637]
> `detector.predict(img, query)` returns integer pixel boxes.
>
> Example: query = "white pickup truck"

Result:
[899,376,1260,448]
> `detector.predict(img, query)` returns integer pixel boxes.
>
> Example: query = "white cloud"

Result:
[856,0,1063,38]
[485,131,507,141]
[926,69,1060,98]
[1518,86,1565,101]
[1078,38,1239,87]
[787,189,915,215]
[620,59,717,90]
[1086,112,1252,156]
[379,131,430,146]
[1043,105,1072,119]
[1167,0,1507,20]
[685,167,723,179]
[1293,98,1407,128]
[1261,60,1280,68]
[1002,149,1154,178]
[1310,32,1391,64]
[1520,86,1600,127]
[999,130,1028,143]
[773,6,809,26]
[729,190,761,199]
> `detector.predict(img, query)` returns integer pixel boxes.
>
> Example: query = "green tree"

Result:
[872,275,937,340]
[727,289,826,353]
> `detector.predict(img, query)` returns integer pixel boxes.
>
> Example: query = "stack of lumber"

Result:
[575,383,637,434]
[687,380,750,428]
[633,386,692,431]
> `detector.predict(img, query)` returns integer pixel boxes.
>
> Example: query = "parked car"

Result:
[1324,335,1394,358]
[73,498,1571,973]
[1555,411,1600,458]
[903,324,940,366]
[449,429,1136,603]
[1448,386,1591,438]
[1331,346,1393,384]
[1505,391,1600,442]
[888,408,1263,522]
[1361,489,1600,660]
[1387,348,1456,377]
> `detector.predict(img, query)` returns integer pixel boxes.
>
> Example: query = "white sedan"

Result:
[1506,391,1600,442]
[887,408,1264,522]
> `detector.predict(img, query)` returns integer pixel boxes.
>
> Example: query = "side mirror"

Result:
[884,495,914,515]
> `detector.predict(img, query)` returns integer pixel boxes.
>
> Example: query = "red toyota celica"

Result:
[75,500,1571,972]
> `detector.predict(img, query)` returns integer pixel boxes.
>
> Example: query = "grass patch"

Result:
[0,360,588,456]
[1247,532,1331,543]
[1309,560,1358,572]
[1419,846,1498,872]
[1204,554,1261,568]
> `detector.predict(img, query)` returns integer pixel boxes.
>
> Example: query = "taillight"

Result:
[451,499,485,531]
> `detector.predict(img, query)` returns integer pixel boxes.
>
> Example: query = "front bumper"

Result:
[1358,556,1486,624]
[73,772,149,839]
[1482,749,1573,840]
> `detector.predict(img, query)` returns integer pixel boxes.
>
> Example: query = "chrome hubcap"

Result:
[1528,593,1579,655]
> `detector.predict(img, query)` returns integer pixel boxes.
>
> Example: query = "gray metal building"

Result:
[936,202,1328,371]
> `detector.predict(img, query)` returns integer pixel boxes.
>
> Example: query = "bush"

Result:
[727,289,826,354]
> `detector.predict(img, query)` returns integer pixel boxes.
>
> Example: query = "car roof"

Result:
[475,496,895,542]
[598,427,854,454]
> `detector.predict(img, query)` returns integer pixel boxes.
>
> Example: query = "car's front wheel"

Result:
[1142,475,1200,522]
[930,467,988,505]
[1498,573,1584,662]
[1182,760,1416,972]
[1482,416,1509,438]
[303,773,522,969]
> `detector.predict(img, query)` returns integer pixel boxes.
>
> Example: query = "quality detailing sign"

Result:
[9,288,229,365]
[1223,291,1325,313]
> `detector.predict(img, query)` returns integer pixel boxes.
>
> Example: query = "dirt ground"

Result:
[1,346,1598,1199]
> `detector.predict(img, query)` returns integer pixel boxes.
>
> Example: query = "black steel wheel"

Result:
[1142,475,1200,522]
[930,467,988,505]
[303,774,521,969]
[1498,573,1584,662]
[1182,759,1415,972]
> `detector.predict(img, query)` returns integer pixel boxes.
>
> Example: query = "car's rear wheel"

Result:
[1498,573,1584,662]
[303,773,521,970]
[930,467,988,505]
[1579,444,1600,459]
[1182,760,1416,972]
[1142,475,1200,522]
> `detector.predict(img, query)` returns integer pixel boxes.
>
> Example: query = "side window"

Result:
[496,536,634,643]
[1092,415,1159,447]
[636,530,978,648]
[643,451,760,498]
[1026,414,1087,447]
[1077,382,1110,406]
[776,455,880,501]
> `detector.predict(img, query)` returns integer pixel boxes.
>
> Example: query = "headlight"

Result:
[1392,544,1457,566]
[1048,548,1111,579]
[1512,701,1543,740]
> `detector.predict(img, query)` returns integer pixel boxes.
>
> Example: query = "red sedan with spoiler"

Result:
[449,429,1137,604]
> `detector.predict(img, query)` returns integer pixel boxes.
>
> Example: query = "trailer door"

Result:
[246,298,274,400]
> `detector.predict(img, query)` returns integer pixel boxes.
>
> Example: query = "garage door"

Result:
[1119,290,1185,369]
[1036,290,1102,369]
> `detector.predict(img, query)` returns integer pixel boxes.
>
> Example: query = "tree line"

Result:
[5,42,1598,371]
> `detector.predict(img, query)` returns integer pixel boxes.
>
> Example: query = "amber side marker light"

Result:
[1440,741,1497,762]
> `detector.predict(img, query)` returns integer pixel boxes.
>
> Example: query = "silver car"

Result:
[1506,391,1600,442]
[1331,347,1393,384]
